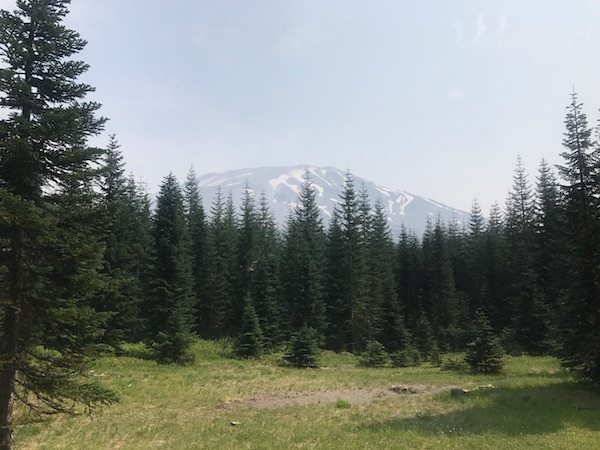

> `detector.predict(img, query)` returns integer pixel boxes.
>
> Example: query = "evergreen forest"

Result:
[1,1,600,449]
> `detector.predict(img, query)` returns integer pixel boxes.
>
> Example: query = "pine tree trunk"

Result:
[0,365,16,450]
[0,228,25,450]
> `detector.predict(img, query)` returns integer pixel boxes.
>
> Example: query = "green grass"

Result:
[14,341,600,449]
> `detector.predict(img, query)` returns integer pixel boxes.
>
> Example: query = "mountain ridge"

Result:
[195,165,469,236]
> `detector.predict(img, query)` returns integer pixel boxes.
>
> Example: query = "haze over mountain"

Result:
[196,166,469,237]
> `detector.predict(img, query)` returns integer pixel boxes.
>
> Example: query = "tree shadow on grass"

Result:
[362,381,600,437]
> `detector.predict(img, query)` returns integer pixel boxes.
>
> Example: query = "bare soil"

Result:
[219,384,447,409]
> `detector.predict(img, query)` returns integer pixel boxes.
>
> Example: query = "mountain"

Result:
[196,166,469,237]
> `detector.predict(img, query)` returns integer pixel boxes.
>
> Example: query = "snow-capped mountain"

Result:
[196,166,469,237]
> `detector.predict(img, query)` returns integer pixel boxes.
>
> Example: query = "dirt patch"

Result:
[219,384,444,409]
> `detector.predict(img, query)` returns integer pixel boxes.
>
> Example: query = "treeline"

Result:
[98,92,600,384]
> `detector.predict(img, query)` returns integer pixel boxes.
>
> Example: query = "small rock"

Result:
[230,421,240,426]
[390,385,409,393]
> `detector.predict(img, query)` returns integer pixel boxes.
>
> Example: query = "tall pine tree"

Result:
[203,188,237,338]
[281,172,327,341]
[96,135,144,345]
[395,226,425,331]
[326,172,370,352]
[534,158,562,347]
[421,218,458,350]
[146,174,195,363]
[370,199,409,352]
[504,157,548,354]
[556,92,600,380]
[0,1,117,447]
[183,166,208,336]
[252,192,283,349]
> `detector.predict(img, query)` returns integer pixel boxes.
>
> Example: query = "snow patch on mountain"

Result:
[195,165,469,236]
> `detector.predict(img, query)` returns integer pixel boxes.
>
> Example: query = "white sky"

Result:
[1,0,599,213]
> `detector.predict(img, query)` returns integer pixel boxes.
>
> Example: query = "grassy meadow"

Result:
[14,340,600,449]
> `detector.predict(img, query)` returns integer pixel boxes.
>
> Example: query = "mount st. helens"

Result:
[196,166,469,236]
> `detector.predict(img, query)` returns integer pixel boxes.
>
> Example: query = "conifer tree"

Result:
[328,172,370,352]
[236,297,264,358]
[534,158,562,346]
[482,202,508,330]
[281,173,327,341]
[183,167,209,335]
[504,157,549,354]
[556,92,600,381]
[96,136,144,345]
[0,1,117,446]
[413,311,438,361]
[358,340,389,368]
[395,226,424,329]
[369,199,409,352]
[232,185,260,334]
[222,193,241,333]
[324,210,350,350]
[284,326,320,368]
[203,188,237,338]
[146,174,195,363]
[465,309,505,374]
[123,176,154,342]
[421,218,459,350]
[465,199,488,315]
[446,215,469,310]
[252,192,283,349]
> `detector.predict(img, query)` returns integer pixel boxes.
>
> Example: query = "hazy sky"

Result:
[2,0,599,213]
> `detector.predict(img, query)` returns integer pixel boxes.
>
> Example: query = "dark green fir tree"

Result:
[203,188,238,338]
[222,193,241,334]
[281,172,327,341]
[96,135,145,346]
[482,202,508,330]
[358,340,389,368]
[413,311,438,362]
[504,156,549,355]
[324,209,350,350]
[284,326,320,368]
[146,174,195,364]
[237,297,264,358]
[121,175,154,342]
[395,226,425,330]
[252,192,283,349]
[556,92,600,381]
[232,184,260,335]
[464,309,505,374]
[327,172,370,352]
[0,1,118,447]
[183,166,209,336]
[534,158,562,349]
[421,218,459,350]
[369,199,410,353]
[465,199,488,315]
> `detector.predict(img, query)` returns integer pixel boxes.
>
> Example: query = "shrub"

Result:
[391,345,422,367]
[465,310,505,374]
[236,299,264,358]
[429,345,442,366]
[442,355,468,372]
[284,326,320,368]
[358,340,389,367]
[152,331,195,365]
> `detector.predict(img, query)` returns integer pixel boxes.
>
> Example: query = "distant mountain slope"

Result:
[196,166,469,237]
